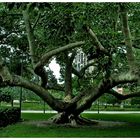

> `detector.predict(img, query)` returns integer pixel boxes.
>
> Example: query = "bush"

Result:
[0,94,12,103]
[0,107,20,127]
[131,97,140,106]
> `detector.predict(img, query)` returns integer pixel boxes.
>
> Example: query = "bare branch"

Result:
[11,75,68,111]
[72,61,96,78]
[133,45,140,49]
[72,67,82,78]
[23,7,37,67]
[34,42,84,88]
[114,12,119,31]
[34,67,48,87]
[63,52,73,97]
[111,72,138,87]
[25,67,36,76]
[71,72,138,115]
[80,61,96,75]
[35,41,85,69]
[0,57,12,83]
[0,61,69,111]
[69,51,76,63]
[23,8,47,87]
[108,89,140,100]
[85,26,108,54]
[119,4,135,72]
[32,12,41,30]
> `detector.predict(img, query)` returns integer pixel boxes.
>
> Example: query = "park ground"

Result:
[1,113,140,137]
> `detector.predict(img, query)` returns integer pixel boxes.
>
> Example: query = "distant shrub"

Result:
[0,107,20,127]
[131,97,140,106]
[0,94,12,103]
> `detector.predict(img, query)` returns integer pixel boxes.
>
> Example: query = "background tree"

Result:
[105,94,122,107]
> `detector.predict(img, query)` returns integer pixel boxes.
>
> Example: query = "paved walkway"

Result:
[21,110,140,114]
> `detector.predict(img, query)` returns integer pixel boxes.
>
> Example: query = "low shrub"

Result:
[0,107,20,127]
[0,94,12,103]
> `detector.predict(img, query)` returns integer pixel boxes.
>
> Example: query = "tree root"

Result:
[76,115,98,125]
[47,112,69,124]
[47,113,98,126]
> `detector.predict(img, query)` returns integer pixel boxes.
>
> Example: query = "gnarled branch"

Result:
[71,72,138,115]
[72,67,82,78]
[111,72,138,87]
[32,12,41,30]
[69,51,76,63]
[0,57,12,83]
[23,5,37,67]
[85,26,108,55]
[108,89,140,100]
[72,61,96,78]
[0,61,69,111]
[35,41,85,69]
[34,41,84,88]
[119,4,135,72]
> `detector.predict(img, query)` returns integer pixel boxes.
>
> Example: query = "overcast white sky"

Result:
[49,59,61,79]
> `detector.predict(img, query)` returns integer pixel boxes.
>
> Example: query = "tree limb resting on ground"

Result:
[0,64,70,111]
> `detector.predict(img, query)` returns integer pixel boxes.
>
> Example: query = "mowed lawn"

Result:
[0,113,140,137]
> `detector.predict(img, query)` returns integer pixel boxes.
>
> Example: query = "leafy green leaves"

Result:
[0,91,12,103]
[6,2,52,11]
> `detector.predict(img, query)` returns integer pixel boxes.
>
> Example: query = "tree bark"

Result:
[72,61,96,78]
[108,89,140,100]
[119,4,136,72]
[64,52,73,99]
[71,72,138,115]
[35,41,85,70]
[85,26,108,55]
[22,6,37,67]
[0,60,70,112]
[47,112,97,125]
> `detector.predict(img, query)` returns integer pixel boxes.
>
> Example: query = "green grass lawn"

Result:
[1,101,140,111]
[1,102,52,110]
[0,113,140,137]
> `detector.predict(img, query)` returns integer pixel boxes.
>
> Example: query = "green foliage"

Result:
[131,97,140,106]
[0,107,20,127]
[0,87,41,101]
[103,94,122,106]
[0,94,12,103]
[0,90,12,103]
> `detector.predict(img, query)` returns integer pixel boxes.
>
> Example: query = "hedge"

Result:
[0,107,20,127]
[0,94,12,103]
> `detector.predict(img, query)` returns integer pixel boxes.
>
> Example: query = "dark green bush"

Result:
[0,94,12,103]
[0,107,20,127]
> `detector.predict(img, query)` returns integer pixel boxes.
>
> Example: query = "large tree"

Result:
[1,2,140,125]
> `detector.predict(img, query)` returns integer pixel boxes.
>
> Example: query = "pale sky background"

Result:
[49,59,61,79]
